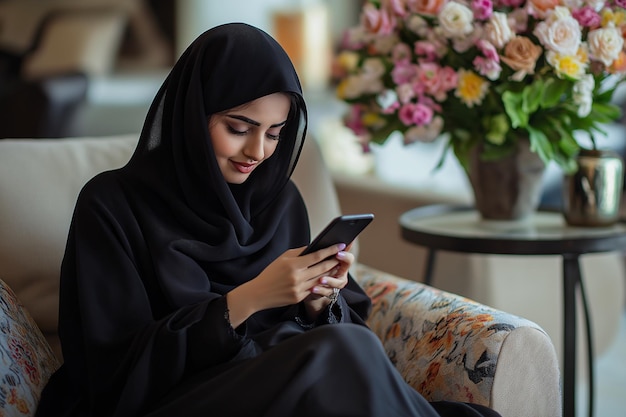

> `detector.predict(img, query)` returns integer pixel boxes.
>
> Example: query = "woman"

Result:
[36,23,501,417]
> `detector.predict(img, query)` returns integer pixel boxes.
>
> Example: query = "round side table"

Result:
[399,204,626,417]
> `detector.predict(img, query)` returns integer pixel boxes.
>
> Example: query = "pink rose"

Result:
[392,59,418,85]
[416,63,456,101]
[476,39,499,61]
[438,66,458,91]
[414,41,439,61]
[473,56,502,80]
[392,42,413,61]
[385,0,409,16]
[344,105,368,136]
[472,0,493,20]
[398,102,434,126]
[572,6,602,29]
[361,3,397,35]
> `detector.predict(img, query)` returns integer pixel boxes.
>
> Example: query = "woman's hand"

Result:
[302,247,354,321]
[226,244,349,328]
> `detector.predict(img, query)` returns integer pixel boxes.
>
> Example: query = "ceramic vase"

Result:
[466,138,546,221]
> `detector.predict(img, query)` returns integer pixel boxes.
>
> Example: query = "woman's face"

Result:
[208,93,291,184]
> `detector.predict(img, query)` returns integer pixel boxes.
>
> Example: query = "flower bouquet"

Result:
[335,0,626,174]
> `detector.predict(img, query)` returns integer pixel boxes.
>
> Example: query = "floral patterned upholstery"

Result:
[353,263,544,407]
[0,266,549,416]
[0,278,60,416]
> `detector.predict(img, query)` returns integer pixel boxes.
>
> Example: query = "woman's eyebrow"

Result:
[227,115,287,128]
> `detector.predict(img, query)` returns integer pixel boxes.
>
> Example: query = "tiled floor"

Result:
[578,308,626,417]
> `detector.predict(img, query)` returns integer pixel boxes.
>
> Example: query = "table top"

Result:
[400,205,626,255]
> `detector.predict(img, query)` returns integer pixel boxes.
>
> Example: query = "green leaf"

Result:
[523,79,543,114]
[527,125,554,165]
[541,78,569,108]
[590,102,621,123]
[502,90,528,128]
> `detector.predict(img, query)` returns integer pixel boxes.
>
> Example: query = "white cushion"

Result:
[0,135,137,352]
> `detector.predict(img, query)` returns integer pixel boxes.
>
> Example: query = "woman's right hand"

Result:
[225,244,344,328]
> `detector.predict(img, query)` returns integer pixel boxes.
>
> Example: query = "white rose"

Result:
[585,0,605,10]
[551,5,573,19]
[438,2,474,38]
[377,89,399,111]
[574,73,595,95]
[534,11,581,55]
[484,12,513,49]
[588,26,624,67]
[453,26,483,53]
[406,14,429,36]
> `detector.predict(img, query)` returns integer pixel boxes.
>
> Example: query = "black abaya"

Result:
[35,23,501,417]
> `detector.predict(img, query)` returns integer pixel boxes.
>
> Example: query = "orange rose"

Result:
[500,36,543,81]
[527,0,559,17]
[408,0,447,16]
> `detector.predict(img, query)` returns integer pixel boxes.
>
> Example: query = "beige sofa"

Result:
[0,134,561,417]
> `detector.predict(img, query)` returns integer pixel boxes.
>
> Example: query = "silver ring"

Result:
[327,287,340,302]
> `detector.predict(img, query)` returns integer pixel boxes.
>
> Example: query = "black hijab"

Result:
[120,22,311,301]
[37,23,371,417]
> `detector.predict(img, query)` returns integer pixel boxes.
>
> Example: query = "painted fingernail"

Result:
[337,243,346,251]
[321,278,328,285]
[336,251,347,259]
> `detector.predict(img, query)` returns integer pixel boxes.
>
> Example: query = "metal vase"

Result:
[563,149,624,227]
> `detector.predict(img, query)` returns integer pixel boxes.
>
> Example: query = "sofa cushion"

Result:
[0,277,60,416]
[21,9,127,79]
[0,135,137,358]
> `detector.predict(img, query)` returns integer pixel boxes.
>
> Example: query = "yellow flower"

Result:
[336,51,360,72]
[577,45,589,64]
[601,9,626,27]
[335,79,350,100]
[455,69,489,108]
[547,51,587,79]
[362,112,386,128]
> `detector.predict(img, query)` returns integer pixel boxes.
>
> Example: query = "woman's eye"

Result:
[266,132,280,141]
[227,125,247,135]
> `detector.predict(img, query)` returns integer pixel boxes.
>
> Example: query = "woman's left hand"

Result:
[302,249,354,320]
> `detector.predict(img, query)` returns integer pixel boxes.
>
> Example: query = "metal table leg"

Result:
[563,254,595,417]
[563,254,578,417]
[423,249,436,286]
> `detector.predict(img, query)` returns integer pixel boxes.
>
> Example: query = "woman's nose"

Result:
[243,135,265,161]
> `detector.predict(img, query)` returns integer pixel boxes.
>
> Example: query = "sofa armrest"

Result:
[353,263,561,417]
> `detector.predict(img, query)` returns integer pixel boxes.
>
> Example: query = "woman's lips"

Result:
[231,161,257,174]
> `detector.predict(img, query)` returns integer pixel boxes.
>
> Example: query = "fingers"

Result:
[303,243,346,265]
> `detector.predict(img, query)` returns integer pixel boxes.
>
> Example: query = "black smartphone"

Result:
[300,213,374,256]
